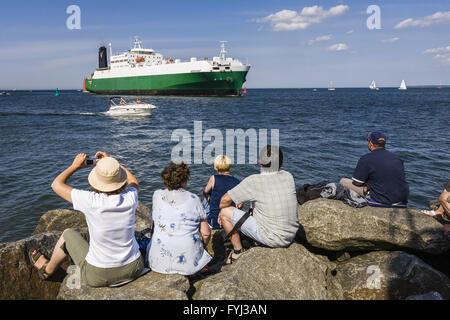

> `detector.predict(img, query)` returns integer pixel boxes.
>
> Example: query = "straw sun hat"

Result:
[88,157,127,192]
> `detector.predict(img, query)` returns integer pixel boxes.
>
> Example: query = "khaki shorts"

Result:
[340,178,369,198]
[61,228,144,287]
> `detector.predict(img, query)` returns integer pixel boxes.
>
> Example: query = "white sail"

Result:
[328,81,335,91]
[369,80,379,90]
[398,80,407,90]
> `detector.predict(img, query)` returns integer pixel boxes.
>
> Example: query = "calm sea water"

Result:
[0,88,449,242]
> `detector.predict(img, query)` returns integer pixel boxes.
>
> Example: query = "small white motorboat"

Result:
[106,97,156,116]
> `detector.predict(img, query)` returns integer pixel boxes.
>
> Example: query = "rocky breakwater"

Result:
[192,198,450,300]
[2,198,450,300]
[0,202,153,300]
[292,198,450,299]
[297,198,450,254]
[0,231,71,299]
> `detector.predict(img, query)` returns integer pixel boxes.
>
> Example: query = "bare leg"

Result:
[31,233,68,276]
[440,190,450,216]
[421,190,450,217]
[199,220,211,247]
[340,178,367,197]
[219,206,243,251]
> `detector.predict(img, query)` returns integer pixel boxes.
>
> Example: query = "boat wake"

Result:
[0,111,103,117]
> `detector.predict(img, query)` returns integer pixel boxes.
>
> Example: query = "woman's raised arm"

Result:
[51,153,88,203]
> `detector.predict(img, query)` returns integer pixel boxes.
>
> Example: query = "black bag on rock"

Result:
[296,181,329,205]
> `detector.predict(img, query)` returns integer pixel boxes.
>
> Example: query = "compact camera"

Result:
[84,157,97,166]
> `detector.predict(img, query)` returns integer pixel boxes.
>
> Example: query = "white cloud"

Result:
[380,37,400,43]
[327,43,349,51]
[422,45,450,65]
[307,34,333,45]
[394,11,450,29]
[433,53,450,65]
[346,30,354,34]
[256,5,349,31]
[423,45,450,54]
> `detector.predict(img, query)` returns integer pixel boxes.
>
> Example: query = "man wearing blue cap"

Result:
[340,132,409,207]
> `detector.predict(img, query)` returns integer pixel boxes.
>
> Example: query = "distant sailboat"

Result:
[398,80,407,90]
[438,80,443,89]
[328,81,335,91]
[369,80,379,91]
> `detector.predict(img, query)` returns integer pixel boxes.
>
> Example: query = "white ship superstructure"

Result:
[84,37,250,95]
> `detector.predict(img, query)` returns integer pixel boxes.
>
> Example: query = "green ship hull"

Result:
[84,71,248,96]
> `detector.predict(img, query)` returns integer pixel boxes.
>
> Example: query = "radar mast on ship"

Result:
[220,41,228,60]
[133,36,143,49]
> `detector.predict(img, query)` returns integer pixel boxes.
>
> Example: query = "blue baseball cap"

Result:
[367,131,387,144]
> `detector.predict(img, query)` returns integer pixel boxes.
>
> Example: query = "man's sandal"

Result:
[226,248,245,265]
[28,249,50,280]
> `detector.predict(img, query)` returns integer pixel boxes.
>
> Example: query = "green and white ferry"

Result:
[83,37,250,96]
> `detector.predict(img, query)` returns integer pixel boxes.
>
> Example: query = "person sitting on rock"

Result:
[148,161,212,275]
[422,181,450,225]
[340,131,409,208]
[218,145,299,264]
[28,151,144,287]
[204,155,240,229]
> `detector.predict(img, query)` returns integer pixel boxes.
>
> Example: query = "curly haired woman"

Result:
[148,162,212,275]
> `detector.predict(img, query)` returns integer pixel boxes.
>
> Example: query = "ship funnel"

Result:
[98,46,108,69]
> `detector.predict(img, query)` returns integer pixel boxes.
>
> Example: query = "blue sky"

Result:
[0,0,449,89]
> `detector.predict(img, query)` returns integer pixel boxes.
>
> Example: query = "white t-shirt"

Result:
[71,187,141,268]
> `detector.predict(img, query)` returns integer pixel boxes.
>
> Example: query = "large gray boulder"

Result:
[32,209,86,235]
[134,201,154,231]
[193,243,342,300]
[334,251,450,300]
[57,271,190,300]
[298,198,450,254]
[32,201,153,236]
[0,231,70,299]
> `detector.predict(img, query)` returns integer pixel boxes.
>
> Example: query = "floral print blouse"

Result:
[148,189,212,275]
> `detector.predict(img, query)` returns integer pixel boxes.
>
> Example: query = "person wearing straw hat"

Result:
[28,151,144,287]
